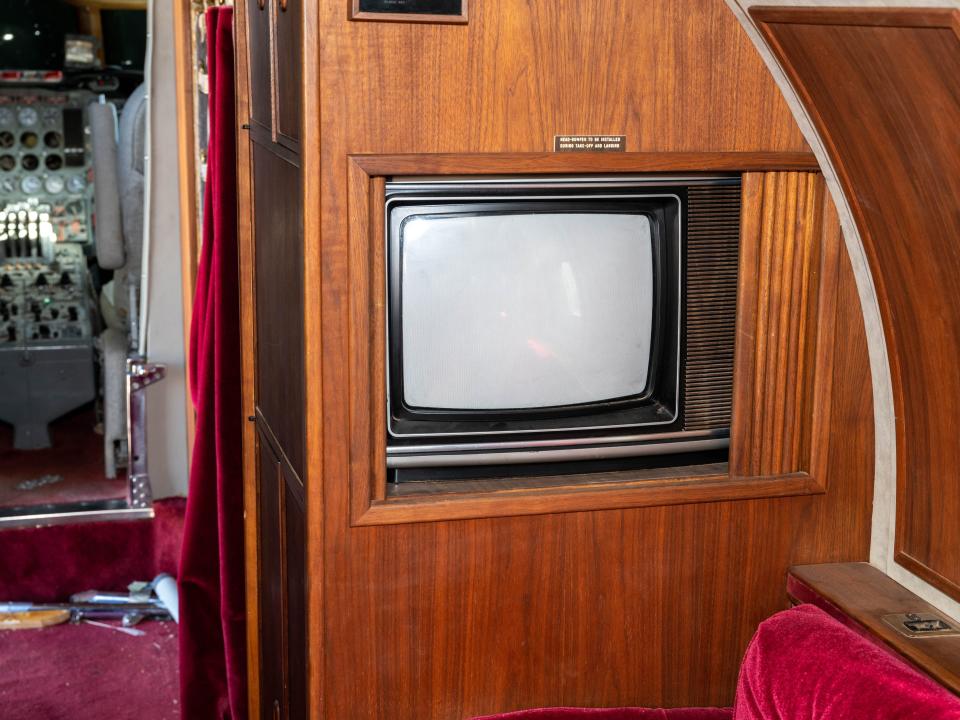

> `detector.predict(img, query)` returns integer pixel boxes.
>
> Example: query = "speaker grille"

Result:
[683,182,740,431]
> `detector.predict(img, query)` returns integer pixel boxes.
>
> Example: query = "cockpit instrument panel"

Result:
[0,89,95,246]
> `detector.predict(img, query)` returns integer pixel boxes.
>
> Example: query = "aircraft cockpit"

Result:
[0,0,162,523]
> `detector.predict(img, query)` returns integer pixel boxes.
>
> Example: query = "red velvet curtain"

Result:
[180,8,247,720]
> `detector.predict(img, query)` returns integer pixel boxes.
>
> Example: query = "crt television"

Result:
[385,176,740,476]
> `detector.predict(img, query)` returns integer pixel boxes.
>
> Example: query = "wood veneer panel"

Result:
[788,563,960,694]
[274,0,302,148]
[246,0,272,132]
[293,1,880,716]
[753,7,960,600]
[172,0,199,454]
[252,143,305,481]
[234,0,262,714]
[350,152,819,174]
[256,433,285,720]
[731,172,830,477]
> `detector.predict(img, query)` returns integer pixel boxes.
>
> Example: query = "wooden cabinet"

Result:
[234,1,882,718]
[241,2,307,717]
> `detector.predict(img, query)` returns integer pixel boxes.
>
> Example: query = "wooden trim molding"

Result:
[349,0,469,25]
[750,6,960,35]
[730,171,840,479]
[787,563,960,694]
[349,151,820,176]
[173,0,200,453]
[752,4,960,603]
[233,0,262,717]
[345,152,836,527]
[300,0,324,715]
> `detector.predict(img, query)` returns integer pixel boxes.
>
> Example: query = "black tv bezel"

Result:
[386,190,684,441]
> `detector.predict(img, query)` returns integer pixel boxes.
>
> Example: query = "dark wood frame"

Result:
[349,0,468,24]
[346,151,834,527]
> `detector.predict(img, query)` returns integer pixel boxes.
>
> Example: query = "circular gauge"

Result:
[20,175,42,194]
[0,131,13,149]
[21,154,38,171]
[44,155,62,171]
[0,108,13,126]
[0,177,15,193]
[44,176,65,195]
[66,174,86,194]
[20,131,38,149]
[41,107,60,125]
[17,107,38,127]
[43,131,62,148]
[0,155,14,172]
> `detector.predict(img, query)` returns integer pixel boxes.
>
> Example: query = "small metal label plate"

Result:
[554,135,627,152]
[882,611,960,638]
[357,0,463,15]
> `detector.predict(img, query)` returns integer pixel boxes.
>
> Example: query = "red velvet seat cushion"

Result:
[474,708,732,719]
[735,604,960,720]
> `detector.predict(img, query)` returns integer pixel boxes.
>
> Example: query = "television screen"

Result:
[384,177,737,473]
[399,212,654,410]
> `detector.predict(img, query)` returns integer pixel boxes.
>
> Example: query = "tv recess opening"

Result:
[384,175,740,483]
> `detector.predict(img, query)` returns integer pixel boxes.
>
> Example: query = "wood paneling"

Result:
[788,563,960,694]
[234,0,263,714]
[349,152,819,175]
[731,171,835,478]
[273,0,301,147]
[346,155,827,528]
[246,0,272,132]
[256,424,308,720]
[299,2,877,716]
[753,7,960,601]
[239,0,310,713]
[172,0,199,453]
[252,142,305,481]
[283,469,307,720]
[257,434,285,720]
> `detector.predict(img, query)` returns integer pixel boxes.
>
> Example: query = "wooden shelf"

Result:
[356,469,822,526]
[788,563,960,694]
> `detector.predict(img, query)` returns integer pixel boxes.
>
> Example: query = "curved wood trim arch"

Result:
[750,6,960,601]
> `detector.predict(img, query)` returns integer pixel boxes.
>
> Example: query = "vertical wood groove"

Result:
[731,171,828,478]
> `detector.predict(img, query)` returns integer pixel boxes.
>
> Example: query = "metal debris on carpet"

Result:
[15,474,63,491]
[0,572,179,629]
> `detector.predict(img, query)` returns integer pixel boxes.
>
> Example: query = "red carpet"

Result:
[0,621,179,720]
[0,405,127,511]
[0,497,185,602]
[0,498,185,719]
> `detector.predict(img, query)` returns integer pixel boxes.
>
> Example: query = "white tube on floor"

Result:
[153,574,178,624]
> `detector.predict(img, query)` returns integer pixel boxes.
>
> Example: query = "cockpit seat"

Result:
[89,83,146,478]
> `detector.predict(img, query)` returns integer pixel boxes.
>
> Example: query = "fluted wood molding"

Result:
[731,171,839,478]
